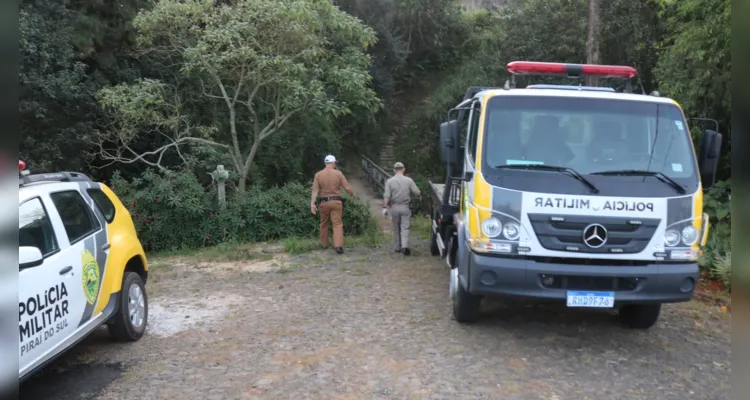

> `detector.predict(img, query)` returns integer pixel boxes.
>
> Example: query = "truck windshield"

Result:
[481,95,699,195]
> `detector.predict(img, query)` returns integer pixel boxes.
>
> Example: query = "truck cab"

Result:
[428,61,723,329]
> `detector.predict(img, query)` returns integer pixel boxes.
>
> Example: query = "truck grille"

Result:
[540,274,642,292]
[527,213,659,254]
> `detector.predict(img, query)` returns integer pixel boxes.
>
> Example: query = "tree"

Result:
[585,0,601,85]
[94,0,380,191]
[654,0,731,180]
[19,0,98,172]
[654,0,731,130]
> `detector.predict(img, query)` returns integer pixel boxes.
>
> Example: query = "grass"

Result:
[145,212,425,261]
[283,228,390,255]
[147,241,275,263]
[148,261,172,270]
[410,215,432,240]
[282,215,430,255]
[147,228,390,262]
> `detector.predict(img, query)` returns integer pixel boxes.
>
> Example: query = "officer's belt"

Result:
[319,196,343,203]
[390,201,410,205]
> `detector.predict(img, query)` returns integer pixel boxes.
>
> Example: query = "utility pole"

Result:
[586,0,601,86]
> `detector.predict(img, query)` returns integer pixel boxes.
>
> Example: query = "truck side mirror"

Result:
[698,129,722,189]
[440,120,459,165]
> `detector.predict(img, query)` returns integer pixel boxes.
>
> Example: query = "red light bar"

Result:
[506,61,637,79]
[19,160,26,172]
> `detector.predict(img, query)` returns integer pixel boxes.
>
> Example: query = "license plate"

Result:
[566,291,615,308]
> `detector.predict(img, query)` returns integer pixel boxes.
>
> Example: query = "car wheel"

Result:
[452,277,481,323]
[619,303,661,329]
[108,272,148,342]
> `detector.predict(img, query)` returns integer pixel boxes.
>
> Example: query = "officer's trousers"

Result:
[319,200,344,248]
[390,204,411,250]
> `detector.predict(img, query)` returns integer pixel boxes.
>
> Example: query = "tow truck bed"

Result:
[429,178,461,224]
[430,182,445,203]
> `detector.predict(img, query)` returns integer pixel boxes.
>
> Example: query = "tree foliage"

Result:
[19,0,150,176]
[654,0,731,129]
[95,0,380,191]
[19,0,97,172]
[653,0,731,181]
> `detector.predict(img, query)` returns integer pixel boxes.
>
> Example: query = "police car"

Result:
[18,160,149,380]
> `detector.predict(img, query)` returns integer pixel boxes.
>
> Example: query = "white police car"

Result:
[18,161,150,380]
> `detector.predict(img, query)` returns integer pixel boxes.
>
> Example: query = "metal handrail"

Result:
[361,155,392,195]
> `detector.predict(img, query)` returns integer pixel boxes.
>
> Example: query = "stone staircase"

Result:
[378,135,396,170]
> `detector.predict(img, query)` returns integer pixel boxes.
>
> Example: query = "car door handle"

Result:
[59,266,73,275]
[101,244,110,251]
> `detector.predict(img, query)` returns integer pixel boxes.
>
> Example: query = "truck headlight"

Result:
[681,226,699,246]
[664,229,680,247]
[481,218,502,238]
[502,222,521,240]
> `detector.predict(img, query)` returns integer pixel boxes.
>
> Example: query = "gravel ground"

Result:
[19,179,731,400]
[21,238,730,400]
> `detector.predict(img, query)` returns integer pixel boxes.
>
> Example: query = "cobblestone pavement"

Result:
[21,236,730,400]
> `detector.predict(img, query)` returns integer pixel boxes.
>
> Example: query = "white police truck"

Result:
[428,61,723,328]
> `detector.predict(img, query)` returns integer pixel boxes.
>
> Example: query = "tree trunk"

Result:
[586,0,601,86]
[237,139,262,193]
[238,172,248,193]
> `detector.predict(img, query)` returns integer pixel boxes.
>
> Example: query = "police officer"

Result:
[382,162,421,255]
[311,155,354,254]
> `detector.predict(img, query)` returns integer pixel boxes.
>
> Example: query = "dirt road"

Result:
[20,179,731,400]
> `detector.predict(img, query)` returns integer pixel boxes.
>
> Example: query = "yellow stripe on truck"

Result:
[675,100,708,251]
[471,173,493,239]
[93,184,149,316]
[468,93,495,240]
[694,189,708,248]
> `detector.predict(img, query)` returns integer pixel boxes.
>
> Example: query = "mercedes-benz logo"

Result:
[582,223,608,248]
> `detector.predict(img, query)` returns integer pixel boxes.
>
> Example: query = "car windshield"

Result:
[481,95,698,188]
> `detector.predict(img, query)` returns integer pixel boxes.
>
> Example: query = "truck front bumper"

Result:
[466,252,698,304]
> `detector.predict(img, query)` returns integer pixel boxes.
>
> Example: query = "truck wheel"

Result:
[108,272,148,342]
[453,277,481,323]
[429,212,440,256]
[619,304,661,329]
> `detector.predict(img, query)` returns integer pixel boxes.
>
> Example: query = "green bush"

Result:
[708,251,731,291]
[699,179,731,288]
[109,169,376,252]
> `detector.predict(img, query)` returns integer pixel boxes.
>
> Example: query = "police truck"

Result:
[428,61,723,329]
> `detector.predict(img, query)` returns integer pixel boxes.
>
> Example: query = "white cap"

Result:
[324,155,336,163]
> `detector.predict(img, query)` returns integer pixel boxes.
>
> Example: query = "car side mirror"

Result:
[439,120,459,166]
[19,246,43,269]
[698,129,722,189]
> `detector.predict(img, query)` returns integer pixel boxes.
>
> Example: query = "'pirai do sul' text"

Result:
[19,282,70,352]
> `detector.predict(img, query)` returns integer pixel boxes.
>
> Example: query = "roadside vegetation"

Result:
[20,0,730,293]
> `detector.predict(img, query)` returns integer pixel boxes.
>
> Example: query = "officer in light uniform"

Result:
[382,162,421,255]
[311,155,354,254]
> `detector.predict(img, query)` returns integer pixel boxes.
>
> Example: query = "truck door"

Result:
[454,100,482,277]
[463,100,482,220]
